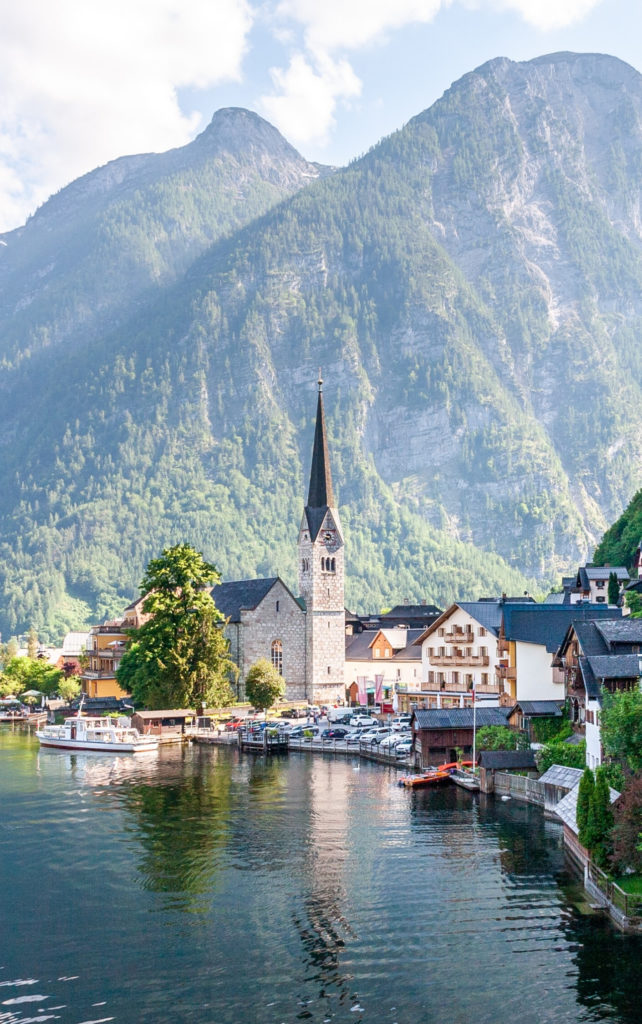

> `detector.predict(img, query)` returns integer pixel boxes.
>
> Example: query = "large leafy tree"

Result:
[601,688,642,773]
[117,544,236,710]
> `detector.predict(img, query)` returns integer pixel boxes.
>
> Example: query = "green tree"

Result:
[2,656,62,697]
[576,767,595,847]
[625,590,642,618]
[244,659,285,714]
[116,544,236,710]
[475,725,527,750]
[601,688,642,773]
[57,676,82,704]
[537,739,586,774]
[608,571,620,606]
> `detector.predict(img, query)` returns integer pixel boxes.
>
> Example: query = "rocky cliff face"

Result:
[2,53,642,638]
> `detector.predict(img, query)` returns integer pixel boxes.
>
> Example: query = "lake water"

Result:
[1,729,641,1024]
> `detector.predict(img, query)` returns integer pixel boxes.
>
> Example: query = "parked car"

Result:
[344,730,363,745]
[320,727,348,740]
[289,725,320,739]
[394,740,413,756]
[391,715,412,731]
[348,715,376,728]
[379,733,405,750]
[280,708,306,719]
[367,727,393,745]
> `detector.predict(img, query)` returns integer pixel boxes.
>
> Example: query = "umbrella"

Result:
[21,689,44,697]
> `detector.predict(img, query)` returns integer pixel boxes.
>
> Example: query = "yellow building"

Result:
[82,596,147,699]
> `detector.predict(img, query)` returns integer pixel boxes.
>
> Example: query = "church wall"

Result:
[240,580,307,701]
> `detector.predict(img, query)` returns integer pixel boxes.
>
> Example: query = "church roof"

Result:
[211,578,280,622]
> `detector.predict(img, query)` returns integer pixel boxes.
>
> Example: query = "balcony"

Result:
[430,654,489,667]
[442,630,474,644]
[82,670,118,680]
[474,683,500,694]
[496,663,516,681]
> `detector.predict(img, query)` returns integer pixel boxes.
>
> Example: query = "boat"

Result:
[36,715,159,753]
[399,769,450,788]
[448,766,481,791]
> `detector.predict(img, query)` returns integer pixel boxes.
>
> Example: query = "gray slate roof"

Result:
[538,764,584,789]
[502,604,621,653]
[578,657,601,700]
[587,654,641,680]
[413,707,513,730]
[478,750,537,770]
[583,566,629,581]
[211,578,280,622]
[345,628,423,662]
[513,701,563,716]
[595,619,642,646]
[571,621,610,657]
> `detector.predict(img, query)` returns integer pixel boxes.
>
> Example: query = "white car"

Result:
[391,716,412,731]
[360,727,392,745]
[348,715,377,729]
[394,739,413,757]
[379,733,406,751]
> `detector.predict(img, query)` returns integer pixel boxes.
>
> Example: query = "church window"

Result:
[321,557,325,570]
[271,640,283,675]
[276,600,280,613]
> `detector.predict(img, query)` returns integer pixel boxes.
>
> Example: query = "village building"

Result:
[550,564,630,605]
[344,627,423,707]
[81,595,148,699]
[411,598,527,711]
[556,617,642,768]
[497,602,621,706]
[411,706,513,768]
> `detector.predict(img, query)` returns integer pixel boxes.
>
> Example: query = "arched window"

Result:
[321,557,326,570]
[331,557,336,572]
[271,640,283,675]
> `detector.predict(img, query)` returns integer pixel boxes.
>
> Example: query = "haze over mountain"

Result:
[2,51,642,640]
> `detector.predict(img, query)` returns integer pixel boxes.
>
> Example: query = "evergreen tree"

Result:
[608,571,620,605]
[611,774,642,875]
[576,767,595,848]
[27,626,38,659]
[590,768,614,869]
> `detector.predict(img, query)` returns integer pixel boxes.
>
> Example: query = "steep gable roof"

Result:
[211,577,285,623]
[594,619,642,647]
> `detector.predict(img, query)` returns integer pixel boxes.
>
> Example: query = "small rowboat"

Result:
[398,770,450,788]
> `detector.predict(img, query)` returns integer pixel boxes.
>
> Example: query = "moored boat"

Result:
[36,715,159,753]
[399,769,450,788]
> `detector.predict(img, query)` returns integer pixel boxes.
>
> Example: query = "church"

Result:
[212,378,346,704]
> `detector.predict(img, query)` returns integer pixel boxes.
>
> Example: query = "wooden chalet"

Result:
[411,706,514,769]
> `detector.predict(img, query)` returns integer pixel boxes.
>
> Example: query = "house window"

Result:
[480,647,487,657]
[596,581,604,588]
[271,640,283,675]
[478,627,486,637]
[374,649,380,658]
[327,666,331,675]
[438,627,445,637]
[385,649,391,657]
[596,596,605,603]
[481,673,488,685]
[452,671,459,684]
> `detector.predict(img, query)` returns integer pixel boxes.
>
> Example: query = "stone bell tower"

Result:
[298,376,345,702]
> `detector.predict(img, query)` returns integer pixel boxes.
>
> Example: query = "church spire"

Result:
[306,373,335,510]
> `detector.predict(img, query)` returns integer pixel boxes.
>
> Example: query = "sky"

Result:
[1,0,642,233]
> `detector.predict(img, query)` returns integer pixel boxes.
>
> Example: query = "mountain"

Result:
[0,108,329,367]
[3,52,642,640]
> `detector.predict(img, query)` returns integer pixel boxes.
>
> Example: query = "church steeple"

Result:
[306,374,335,510]
[304,375,336,541]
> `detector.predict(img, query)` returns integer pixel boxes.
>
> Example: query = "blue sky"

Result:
[1,0,642,232]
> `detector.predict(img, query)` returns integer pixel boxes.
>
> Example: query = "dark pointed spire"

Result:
[306,373,335,510]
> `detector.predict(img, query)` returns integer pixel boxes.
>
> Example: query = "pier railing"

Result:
[586,861,642,922]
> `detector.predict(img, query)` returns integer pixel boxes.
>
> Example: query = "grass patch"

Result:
[614,875,642,894]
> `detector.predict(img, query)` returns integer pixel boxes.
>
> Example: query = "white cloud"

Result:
[0,0,253,232]
[260,53,361,145]
[494,0,600,31]
[259,0,604,151]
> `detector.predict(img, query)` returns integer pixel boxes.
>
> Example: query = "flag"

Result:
[357,676,367,705]
[374,673,384,703]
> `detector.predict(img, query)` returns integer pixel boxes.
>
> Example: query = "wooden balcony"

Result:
[442,630,474,644]
[82,670,118,680]
[496,663,516,681]
[474,683,500,694]
[431,654,489,667]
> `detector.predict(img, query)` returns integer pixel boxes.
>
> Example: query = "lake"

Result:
[0,728,640,1024]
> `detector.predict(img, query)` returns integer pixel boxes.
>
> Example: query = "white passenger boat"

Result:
[36,715,159,753]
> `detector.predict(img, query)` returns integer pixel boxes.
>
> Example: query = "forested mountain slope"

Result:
[2,52,642,639]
